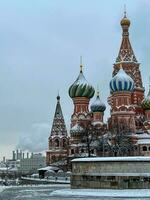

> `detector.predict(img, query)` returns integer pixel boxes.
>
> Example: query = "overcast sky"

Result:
[0,0,150,160]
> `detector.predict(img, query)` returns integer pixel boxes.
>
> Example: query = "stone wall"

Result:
[71,157,150,189]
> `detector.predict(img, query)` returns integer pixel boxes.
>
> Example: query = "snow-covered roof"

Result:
[72,156,150,162]
[138,139,150,144]
[136,133,150,139]
[9,168,18,171]
[0,167,7,171]
[38,166,59,171]
[92,121,104,126]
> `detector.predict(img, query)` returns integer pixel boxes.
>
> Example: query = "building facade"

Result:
[46,11,150,165]
[19,153,46,174]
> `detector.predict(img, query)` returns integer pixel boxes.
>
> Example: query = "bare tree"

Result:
[110,122,137,157]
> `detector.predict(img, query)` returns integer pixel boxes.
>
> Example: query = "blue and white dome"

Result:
[110,68,134,93]
[91,92,106,112]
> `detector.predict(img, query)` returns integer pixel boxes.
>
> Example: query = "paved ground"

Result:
[0,184,149,200]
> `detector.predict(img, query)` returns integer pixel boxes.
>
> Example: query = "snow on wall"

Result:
[72,156,150,162]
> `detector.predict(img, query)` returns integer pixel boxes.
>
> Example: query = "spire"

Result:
[116,9,137,63]
[57,91,60,101]
[96,85,100,97]
[124,4,126,18]
[50,95,68,137]
[80,56,83,73]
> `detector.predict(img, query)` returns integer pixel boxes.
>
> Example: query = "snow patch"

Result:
[50,188,150,198]
[0,186,7,193]
[72,156,150,162]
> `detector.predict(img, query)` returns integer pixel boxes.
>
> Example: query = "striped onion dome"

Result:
[110,68,134,93]
[70,123,85,136]
[91,91,106,112]
[141,85,150,110]
[70,123,84,133]
[69,65,95,99]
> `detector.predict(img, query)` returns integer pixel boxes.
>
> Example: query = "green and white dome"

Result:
[69,65,95,99]
[142,86,150,110]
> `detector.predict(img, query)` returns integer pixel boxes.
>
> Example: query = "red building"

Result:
[46,11,150,165]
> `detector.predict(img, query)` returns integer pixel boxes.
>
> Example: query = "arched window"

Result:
[143,146,147,151]
[49,139,52,148]
[71,149,74,154]
[81,149,84,153]
[55,139,59,147]
[62,139,66,148]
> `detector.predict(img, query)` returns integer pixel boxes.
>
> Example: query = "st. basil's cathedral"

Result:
[46,11,150,167]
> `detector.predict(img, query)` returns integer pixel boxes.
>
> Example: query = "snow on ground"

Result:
[0,186,6,193]
[50,188,150,198]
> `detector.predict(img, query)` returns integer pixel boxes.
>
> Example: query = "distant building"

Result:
[19,153,46,174]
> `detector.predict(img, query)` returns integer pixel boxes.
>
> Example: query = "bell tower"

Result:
[112,11,144,117]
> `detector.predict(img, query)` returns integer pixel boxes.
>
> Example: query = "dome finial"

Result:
[57,90,60,101]
[96,85,100,97]
[124,4,127,18]
[120,5,130,27]
[80,56,83,73]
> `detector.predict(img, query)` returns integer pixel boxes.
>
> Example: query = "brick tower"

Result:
[108,11,145,131]
[46,95,68,165]
[68,61,95,156]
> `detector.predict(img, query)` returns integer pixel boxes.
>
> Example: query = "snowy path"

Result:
[1,185,150,199]
[0,186,6,193]
[51,188,150,198]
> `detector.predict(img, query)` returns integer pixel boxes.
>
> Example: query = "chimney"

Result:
[20,150,22,159]
[27,152,29,159]
[12,151,16,160]
[16,149,19,160]
[3,156,5,163]
[31,152,34,158]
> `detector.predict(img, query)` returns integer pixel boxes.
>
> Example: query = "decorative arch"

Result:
[62,138,67,148]
[54,138,60,147]
[143,146,147,151]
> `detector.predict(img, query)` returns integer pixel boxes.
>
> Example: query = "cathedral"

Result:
[46,11,150,166]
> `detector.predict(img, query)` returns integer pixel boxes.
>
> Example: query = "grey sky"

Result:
[0,0,150,160]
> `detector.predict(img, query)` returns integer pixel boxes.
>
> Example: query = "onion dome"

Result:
[120,8,130,27]
[91,91,106,112]
[71,123,84,132]
[69,63,95,99]
[110,67,134,93]
[120,16,130,27]
[141,84,150,110]
[70,123,85,136]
